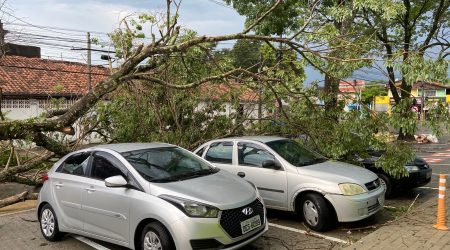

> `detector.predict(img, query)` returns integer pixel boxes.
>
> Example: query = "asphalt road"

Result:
[1,143,448,250]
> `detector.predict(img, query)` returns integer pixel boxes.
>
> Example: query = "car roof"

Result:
[89,143,175,153]
[220,136,287,143]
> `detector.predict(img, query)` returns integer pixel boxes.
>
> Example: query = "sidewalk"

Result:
[344,195,450,250]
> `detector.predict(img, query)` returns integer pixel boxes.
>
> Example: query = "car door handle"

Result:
[237,172,245,178]
[55,183,64,188]
[85,187,96,192]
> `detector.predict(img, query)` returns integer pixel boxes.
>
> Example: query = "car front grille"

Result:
[219,199,265,238]
[365,178,381,191]
[368,202,380,214]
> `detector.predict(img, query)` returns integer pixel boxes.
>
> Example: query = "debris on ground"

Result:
[414,134,438,143]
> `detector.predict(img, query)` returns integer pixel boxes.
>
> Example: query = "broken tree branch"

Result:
[0,191,28,208]
[0,152,54,183]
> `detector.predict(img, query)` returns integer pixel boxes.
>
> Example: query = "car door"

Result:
[52,152,90,231]
[204,141,237,174]
[236,142,288,209]
[81,151,134,244]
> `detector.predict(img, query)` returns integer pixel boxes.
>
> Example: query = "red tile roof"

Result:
[200,83,258,102]
[394,80,448,90]
[0,55,110,98]
[0,56,259,102]
[339,80,365,93]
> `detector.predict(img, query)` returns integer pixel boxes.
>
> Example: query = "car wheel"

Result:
[39,204,63,241]
[300,193,334,232]
[141,222,174,250]
[377,173,392,198]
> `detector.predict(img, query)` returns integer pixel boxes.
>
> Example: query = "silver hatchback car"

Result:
[37,143,267,250]
[195,136,385,231]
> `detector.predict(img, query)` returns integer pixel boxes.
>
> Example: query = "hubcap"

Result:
[41,209,55,237]
[143,231,162,250]
[303,200,319,226]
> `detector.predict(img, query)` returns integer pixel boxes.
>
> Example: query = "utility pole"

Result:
[257,54,262,127]
[0,20,5,56]
[0,21,4,120]
[421,81,425,122]
[87,32,92,90]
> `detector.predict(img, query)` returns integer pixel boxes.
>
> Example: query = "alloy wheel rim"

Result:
[303,200,319,226]
[41,209,55,237]
[143,231,162,250]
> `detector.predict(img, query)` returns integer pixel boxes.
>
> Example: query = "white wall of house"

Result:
[1,98,78,120]
[1,98,103,144]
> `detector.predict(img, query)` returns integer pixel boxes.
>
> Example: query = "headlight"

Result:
[339,183,367,196]
[405,165,420,172]
[159,195,219,218]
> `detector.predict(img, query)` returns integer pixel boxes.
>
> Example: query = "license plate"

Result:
[240,215,261,234]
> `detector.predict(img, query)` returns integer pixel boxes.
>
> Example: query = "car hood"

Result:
[409,157,427,166]
[298,160,378,186]
[148,170,257,210]
[363,156,427,166]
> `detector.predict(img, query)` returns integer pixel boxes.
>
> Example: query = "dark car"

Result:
[359,150,432,198]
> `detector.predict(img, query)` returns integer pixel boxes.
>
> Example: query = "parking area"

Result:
[1,143,449,250]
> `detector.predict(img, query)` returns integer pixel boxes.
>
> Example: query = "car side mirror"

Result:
[105,175,128,188]
[262,160,281,170]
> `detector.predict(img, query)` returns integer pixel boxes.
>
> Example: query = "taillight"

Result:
[42,173,49,182]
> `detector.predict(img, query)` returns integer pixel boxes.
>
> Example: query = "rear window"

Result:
[57,153,90,176]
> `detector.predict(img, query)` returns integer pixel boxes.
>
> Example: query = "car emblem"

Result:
[242,207,253,216]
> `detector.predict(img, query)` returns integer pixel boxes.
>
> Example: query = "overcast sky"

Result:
[6,0,245,37]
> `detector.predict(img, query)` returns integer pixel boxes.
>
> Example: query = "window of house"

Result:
[237,142,276,168]
[38,99,77,109]
[205,142,233,164]
[1,99,31,109]
[424,90,437,97]
[57,153,90,176]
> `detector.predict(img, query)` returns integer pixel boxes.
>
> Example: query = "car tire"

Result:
[377,173,392,198]
[141,222,174,250]
[39,204,64,241]
[300,193,334,232]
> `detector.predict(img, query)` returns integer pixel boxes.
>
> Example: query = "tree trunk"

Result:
[0,191,28,208]
[324,74,339,111]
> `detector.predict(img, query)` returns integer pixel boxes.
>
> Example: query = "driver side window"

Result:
[237,142,277,168]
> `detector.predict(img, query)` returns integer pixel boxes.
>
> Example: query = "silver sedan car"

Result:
[37,143,268,250]
[195,136,385,231]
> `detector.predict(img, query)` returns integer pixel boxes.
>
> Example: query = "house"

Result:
[338,80,365,111]
[0,55,263,126]
[0,55,109,120]
[198,82,262,119]
[375,81,450,114]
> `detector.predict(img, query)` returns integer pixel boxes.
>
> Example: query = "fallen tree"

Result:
[0,0,320,182]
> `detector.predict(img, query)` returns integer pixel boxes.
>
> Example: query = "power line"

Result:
[206,0,234,10]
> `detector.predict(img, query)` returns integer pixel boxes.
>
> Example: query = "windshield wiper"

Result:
[297,158,328,167]
[151,168,218,182]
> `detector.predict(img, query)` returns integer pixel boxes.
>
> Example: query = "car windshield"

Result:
[121,147,218,183]
[266,139,327,167]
